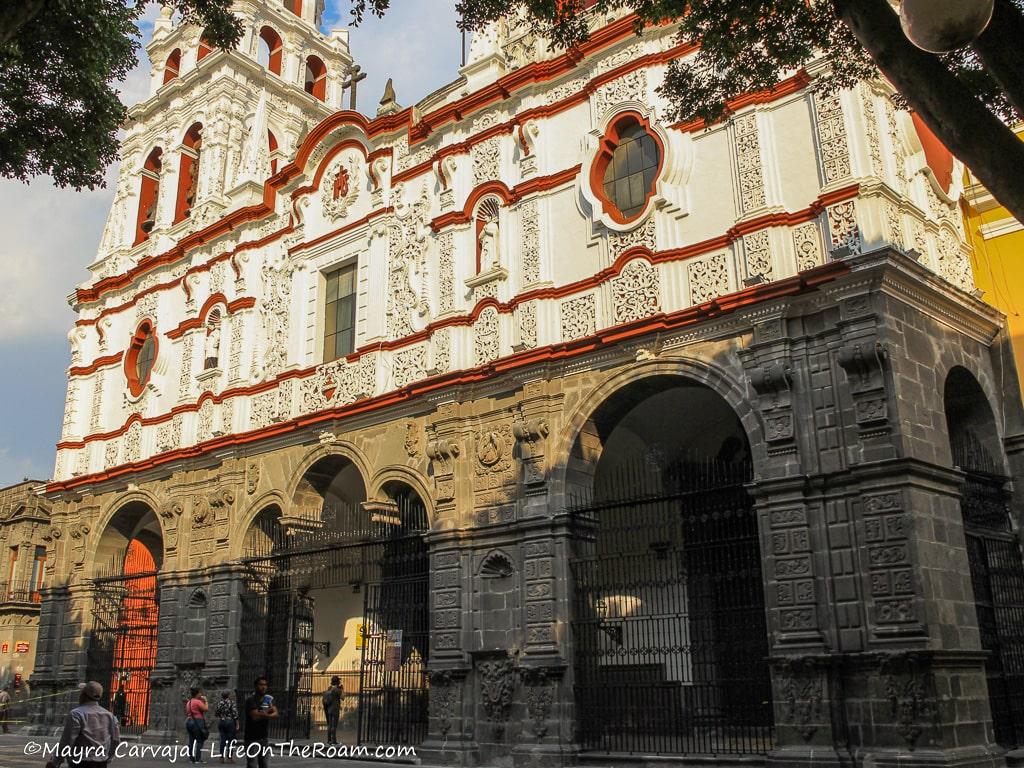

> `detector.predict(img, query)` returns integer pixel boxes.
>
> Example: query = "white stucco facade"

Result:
[52,3,976,487]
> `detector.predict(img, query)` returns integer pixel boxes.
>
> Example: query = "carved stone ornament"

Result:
[775,656,825,742]
[519,666,560,738]
[478,655,516,722]
[749,363,793,407]
[404,422,421,457]
[476,429,510,470]
[321,156,361,221]
[837,341,888,391]
[427,669,461,737]
[246,460,260,495]
[426,438,460,474]
[879,652,937,750]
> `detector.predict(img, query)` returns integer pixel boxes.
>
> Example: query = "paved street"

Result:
[0,734,422,768]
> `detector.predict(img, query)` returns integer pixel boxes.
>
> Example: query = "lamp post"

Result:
[899,0,995,53]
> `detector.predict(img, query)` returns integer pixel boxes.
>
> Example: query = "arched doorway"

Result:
[238,457,429,745]
[567,376,773,755]
[944,367,1024,748]
[87,501,163,736]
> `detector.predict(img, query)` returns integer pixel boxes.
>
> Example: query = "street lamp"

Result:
[899,0,995,53]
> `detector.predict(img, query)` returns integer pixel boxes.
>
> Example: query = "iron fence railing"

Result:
[0,580,42,605]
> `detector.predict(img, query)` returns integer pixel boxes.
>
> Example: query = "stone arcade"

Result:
[31,3,1024,768]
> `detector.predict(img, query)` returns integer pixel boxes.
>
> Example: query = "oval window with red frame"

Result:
[126,321,158,397]
[592,113,663,223]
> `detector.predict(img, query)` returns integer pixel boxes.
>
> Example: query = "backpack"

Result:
[321,688,335,710]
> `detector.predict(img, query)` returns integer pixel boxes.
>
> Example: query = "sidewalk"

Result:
[0,733,422,768]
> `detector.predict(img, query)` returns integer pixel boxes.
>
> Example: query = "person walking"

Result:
[242,677,277,768]
[215,691,239,763]
[184,686,210,764]
[44,681,120,768]
[0,684,10,734]
[321,676,342,745]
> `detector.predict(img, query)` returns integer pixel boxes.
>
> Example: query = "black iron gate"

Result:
[357,550,430,745]
[237,495,429,745]
[237,581,315,741]
[569,458,774,755]
[960,469,1024,748]
[85,573,159,736]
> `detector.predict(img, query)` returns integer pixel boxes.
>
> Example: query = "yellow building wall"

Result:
[963,130,1024,398]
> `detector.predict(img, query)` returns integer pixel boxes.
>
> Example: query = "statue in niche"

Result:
[476,198,501,272]
[204,317,221,370]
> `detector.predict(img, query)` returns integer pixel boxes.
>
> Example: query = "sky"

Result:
[0,0,462,487]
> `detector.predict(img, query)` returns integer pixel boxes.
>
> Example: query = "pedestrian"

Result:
[242,676,277,768]
[321,676,342,745]
[215,690,239,763]
[0,684,10,734]
[44,680,119,768]
[184,685,210,764]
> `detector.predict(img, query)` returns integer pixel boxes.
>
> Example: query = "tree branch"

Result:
[0,0,45,48]
[832,0,1024,224]
[971,0,1024,121]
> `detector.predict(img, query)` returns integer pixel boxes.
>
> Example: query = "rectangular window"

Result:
[6,546,16,598]
[30,546,46,601]
[323,263,358,363]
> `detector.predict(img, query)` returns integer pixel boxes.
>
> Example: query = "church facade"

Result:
[31,3,1024,768]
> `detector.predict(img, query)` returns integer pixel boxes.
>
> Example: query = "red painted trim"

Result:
[288,208,393,256]
[77,26,809,308]
[164,296,256,340]
[589,111,665,225]
[671,70,812,133]
[431,166,582,231]
[73,181,858,381]
[124,320,159,399]
[78,20,668,304]
[49,260,849,492]
[69,353,124,378]
[58,184,859,442]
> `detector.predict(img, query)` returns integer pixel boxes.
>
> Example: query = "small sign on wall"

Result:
[1,642,8,654]
[355,622,366,650]
[14,642,29,653]
[384,630,403,672]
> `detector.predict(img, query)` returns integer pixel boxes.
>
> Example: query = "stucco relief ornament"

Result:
[252,251,295,382]
[385,186,432,338]
[321,157,361,221]
[612,260,660,324]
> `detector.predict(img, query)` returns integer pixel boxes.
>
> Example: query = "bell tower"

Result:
[90,0,352,281]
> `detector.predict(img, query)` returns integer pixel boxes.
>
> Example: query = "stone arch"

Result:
[233,490,289,558]
[89,491,166,577]
[550,356,762,506]
[286,442,373,505]
[366,465,434,524]
[561,356,775,754]
[944,365,1008,475]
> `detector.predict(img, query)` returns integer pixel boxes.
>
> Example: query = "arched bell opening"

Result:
[87,501,163,736]
[566,375,774,756]
[944,366,1024,749]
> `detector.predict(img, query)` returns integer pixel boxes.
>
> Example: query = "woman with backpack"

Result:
[321,676,342,745]
[185,686,210,763]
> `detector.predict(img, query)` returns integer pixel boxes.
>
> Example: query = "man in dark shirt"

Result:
[242,677,277,768]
